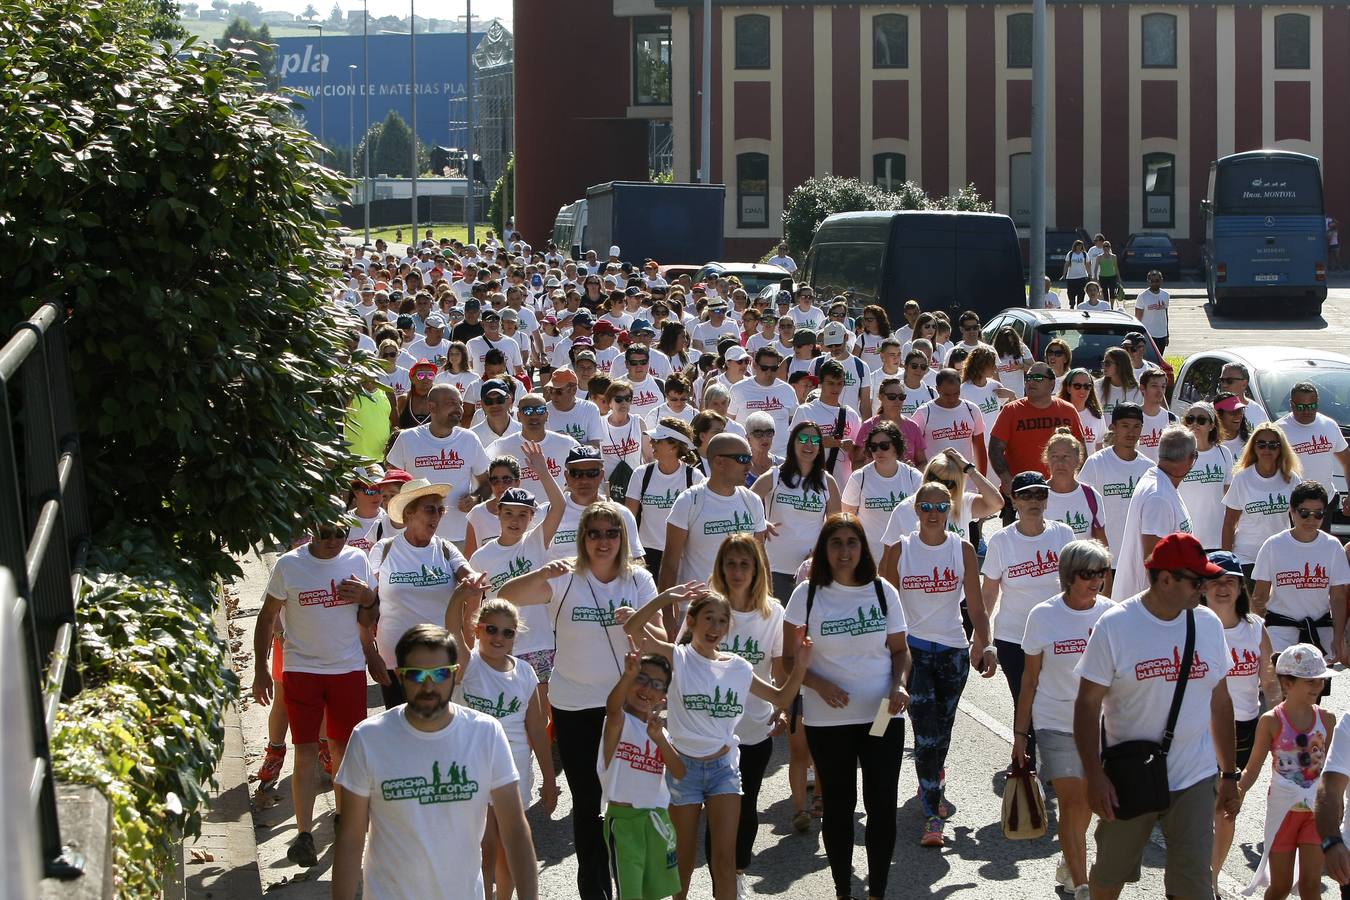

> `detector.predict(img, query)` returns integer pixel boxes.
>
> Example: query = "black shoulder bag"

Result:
[1099,608,1194,820]
[824,406,848,475]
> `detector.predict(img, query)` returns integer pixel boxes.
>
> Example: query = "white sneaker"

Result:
[736,873,749,900]
[806,766,815,788]
[1055,859,1074,892]
[1073,885,1091,900]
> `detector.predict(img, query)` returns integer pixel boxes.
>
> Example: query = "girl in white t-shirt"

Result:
[855,305,892,372]
[1222,424,1303,566]
[1042,429,1108,543]
[1203,553,1278,898]
[1178,401,1234,551]
[1096,348,1143,424]
[1057,368,1106,453]
[992,327,1034,398]
[959,347,1015,425]
[445,597,558,900]
[623,588,810,900]
[751,420,842,602]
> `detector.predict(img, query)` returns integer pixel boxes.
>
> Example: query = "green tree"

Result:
[302,3,318,20]
[372,109,418,178]
[1,0,364,584]
[488,152,514,232]
[228,0,262,23]
[221,16,279,90]
[211,0,228,8]
[326,0,342,24]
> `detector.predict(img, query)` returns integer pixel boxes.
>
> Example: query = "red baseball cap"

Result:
[1144,533,1226,575]
[377,467,413,486]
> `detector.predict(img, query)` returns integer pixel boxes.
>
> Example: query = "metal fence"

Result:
[0,303,91,879]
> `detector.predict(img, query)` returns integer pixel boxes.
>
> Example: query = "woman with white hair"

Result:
[702,380,747,437]
[744,410,782,482]
[624,417,705,575]
[1012,540,1115,900]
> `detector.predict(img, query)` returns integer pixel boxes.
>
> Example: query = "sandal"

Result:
[792,808,811,833]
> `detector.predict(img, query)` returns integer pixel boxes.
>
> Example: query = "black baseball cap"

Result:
[1011,472,1049,494]
[1111,402,1145,423]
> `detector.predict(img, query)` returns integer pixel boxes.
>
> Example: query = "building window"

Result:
[1141,13,1177,68]
[872,14,908,69]
[734,15,770,70]
[737,152,770,228]
[1275,13,1311,69]
[873,153,906,190]
[1007,13,1032,69]
[1009,152,1031,227]
[1143,152,1176,228]
[632,18,671,106]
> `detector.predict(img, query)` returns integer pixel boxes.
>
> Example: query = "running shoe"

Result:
[254,743,285,786]
[736,873,749,900]
[319,738,333,777]
[1073,886,1091,900]
[920,816,945,847]
[1056,859,1074,892]
[287,831,318,867]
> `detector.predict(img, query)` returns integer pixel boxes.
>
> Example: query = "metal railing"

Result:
[0,303,91,879]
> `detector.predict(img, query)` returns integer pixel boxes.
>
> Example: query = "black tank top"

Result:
[400,395,431,429]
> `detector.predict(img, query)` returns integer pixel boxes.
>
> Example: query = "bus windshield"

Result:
[1215,159,1323,216]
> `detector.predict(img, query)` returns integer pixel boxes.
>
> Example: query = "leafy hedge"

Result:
[781,176,994,260]
[52,534,236,898]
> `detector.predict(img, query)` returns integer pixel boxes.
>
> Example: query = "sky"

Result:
[253,0,512,26]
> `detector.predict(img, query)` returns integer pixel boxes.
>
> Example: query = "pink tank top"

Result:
[1271,704,1329,801]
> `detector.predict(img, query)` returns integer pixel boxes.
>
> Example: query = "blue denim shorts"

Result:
[665,746,742,805]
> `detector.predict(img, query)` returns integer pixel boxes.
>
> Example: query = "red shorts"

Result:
[271,637,284,682]
[282,670,367,745]
[1271,809,1320,852]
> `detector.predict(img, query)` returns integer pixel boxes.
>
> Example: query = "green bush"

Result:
[0,0,375,584]
[488,152,515,232]
[52,535,237,898]
[780,175,993,260]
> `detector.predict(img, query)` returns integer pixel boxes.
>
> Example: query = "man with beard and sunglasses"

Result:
[333,624,539,900]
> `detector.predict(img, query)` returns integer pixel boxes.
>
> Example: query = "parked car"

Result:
[657,264,704,285]
[1044,227,1092,280]
[697,262,792,297]
[1120,232,1182,281]
[1171,345,1350,538]
[980,307,1173,385]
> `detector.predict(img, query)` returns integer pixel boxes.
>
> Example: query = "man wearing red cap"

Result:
[1073,532,1241,900]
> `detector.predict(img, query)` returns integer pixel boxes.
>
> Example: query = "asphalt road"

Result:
[229,288,1350,898]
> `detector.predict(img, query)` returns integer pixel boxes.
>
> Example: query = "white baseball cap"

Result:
[821,322,849,346]
[1276,643,1331,678]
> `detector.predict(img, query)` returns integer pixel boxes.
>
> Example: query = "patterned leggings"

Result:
[907,643,970,818]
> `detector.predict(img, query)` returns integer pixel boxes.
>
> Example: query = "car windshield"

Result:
[1131,236,1172,249]
[1037,324,1162,376]
[724,271,785,295]
[1259,367,1350,424]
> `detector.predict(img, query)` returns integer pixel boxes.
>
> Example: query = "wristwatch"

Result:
[1323,834,1345,852]
[1219,769,1242,782]
[963,463,975,473]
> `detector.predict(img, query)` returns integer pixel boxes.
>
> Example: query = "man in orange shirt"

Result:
[989,361,1087,504]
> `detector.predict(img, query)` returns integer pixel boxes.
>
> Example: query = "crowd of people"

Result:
[250,229,1350,900]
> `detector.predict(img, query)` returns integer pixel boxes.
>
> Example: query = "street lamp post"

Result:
[348,65,356,179]
[410,0,418,242]
[363,0,370,244]
[466,0,474,245]
[306,24,325,154]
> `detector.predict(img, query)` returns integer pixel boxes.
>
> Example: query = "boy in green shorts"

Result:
[599,640,686,899]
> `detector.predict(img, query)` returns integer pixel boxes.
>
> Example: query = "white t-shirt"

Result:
[467,333,524,374]
[626,375,666,421]
[1253,529,1350,652]
[767,254,798,273]
[486,429,577,494]
[856,333,887,371]
[378,366,412,398]
[761,469,830,575]
[1045,483,1105,539]
[898,381,938,417]
[1135,407,1175,462]
[469,527,552,657]
[1222,467,1302,564]
[787,306,825,330]
[816,354,869,413]
[1077,408,1106,449]
[667,643,755,757]
[433,370,481,407]
[882,492,979,545]
[347,510,393,553]
[265,545,371,674]
[1076,598,1229,791]
[1020,593,1114,733]
[790,400,863,484]
[667,485,767,584]
[545,495,644,562]
[1078,297,1112,312]
[960,380,1006,422]
[597,415,646,478]
[371,534,469,668]
[911,399,986,472]
[1224,614,1266,722]
[995,351,1033,398]
[1177,444,1234,549]
[1096,382,1143,423]
[843,462,924,561]
[895,532,967,649]
[1315,713,1350,844]
[626,463,705,551]
[643,401,696,430]
[548,400,603,446]
[1133,288,1171,337]
[543,567,658,710]
[335,706,518,900]
[385,426,490,542]
[721,603,786,744]
[729,379,798,457]
[454,649,539,753]
[471,416,522,449]
[1110,467,1192,600]
[783,579,908,727]
[598,710,671,809]
[406,337,452,370]
[1064,251,1090,280]
[1276,413,1348,491]
[1078,448,1154,554]
[692,318,741,349]
[982,521,1076,643]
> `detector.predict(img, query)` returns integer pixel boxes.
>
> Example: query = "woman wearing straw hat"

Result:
[368,478,489,709]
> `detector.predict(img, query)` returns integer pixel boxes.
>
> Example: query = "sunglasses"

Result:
[867,441,893,453]
[568,468,603,479]
[796,434,822,445]
[1294,402,1319,411]
[1069,382,1092,391]
[1025,373,1052,382]
[626,358,649,367]
[1168,571,1207,588]
[585,527,622,540]
[1183,415,1211,425]
[355,485,381,496]
[758,363,779,372]
[520,404,548,416]
[1015,489,1049,501]
[1254,440,1281,450]
[380,352,399,359]
[488,474,517,485]
[315,527,350,540]
[1218,376,1244,384]
[908,363,930,371]
[414,371,436,381]
[1045,348,1066,356]
[719,453,753,464]
[750,428,775,439]
[634,671,667,692]
[482,395,508,406]
[918,501,952,513]
[396,665,458,684]
[1296,507,1326,520]
[480,623,517,639]
[881,392,904,402]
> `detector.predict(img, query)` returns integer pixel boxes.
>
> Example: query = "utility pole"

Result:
[410,0,418,241]
[466,0,475,245]
[347,65,356,178]
[307,24,325,155]
[699,0,710,183]
[362,0,370,244]
[1029,0,1047,306]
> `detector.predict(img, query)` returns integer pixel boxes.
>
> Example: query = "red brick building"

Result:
[514,1,1350,261]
